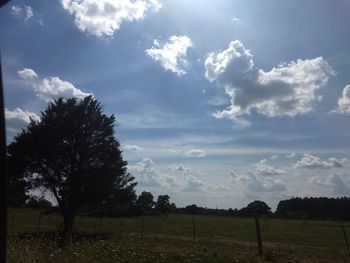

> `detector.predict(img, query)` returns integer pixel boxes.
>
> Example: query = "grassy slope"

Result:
[7,209,350,262]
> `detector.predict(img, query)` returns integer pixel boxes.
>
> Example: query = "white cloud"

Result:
[270,154,279,160]
[124,144,143,152]
[17,68,38,80]
[61,0,161,37]
[247,173,286,193]
[334,84,350,115]
[11,5,34,21]
[182,174,205,192]
[5,108,40,132]
[35,77,92,102]
[168,164,192,174]
[252,159,286,176]
[295,154,345,169]
[205,40,335,122]
[231,16,241,24]
[310,173,350,196]
[146,35,193,76]
[286,153,296,158]
[229,170,249,183]
[185,149,206,158]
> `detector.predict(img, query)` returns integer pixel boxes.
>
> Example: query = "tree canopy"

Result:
[155,195,171,213]
[136,191,154,213]
[7,96,136,233]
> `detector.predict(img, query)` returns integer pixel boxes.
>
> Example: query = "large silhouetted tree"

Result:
[7,96,136,233]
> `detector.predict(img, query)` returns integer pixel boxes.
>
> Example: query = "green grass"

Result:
[7,209,350,262]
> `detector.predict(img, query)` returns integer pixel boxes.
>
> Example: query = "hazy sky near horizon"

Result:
[1,0,350,210]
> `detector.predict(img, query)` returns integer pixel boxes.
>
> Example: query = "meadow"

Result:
[6,209,350,262]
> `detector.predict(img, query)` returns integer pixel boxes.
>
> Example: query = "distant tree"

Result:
[155,195,171,213]
[169,202,177,212]
[239,200,271,217]
[8,96,136,234]
[136,191,154,213]
[276,197,350,220]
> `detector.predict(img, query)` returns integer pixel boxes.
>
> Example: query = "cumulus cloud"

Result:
[229,170,249,183]
[334,84,350,115]
[5,108,40,132]
[295,154,345,169]
[128,157,161,187]
[252,159,286,176]
[205,40,335,122]
[35,77,92,102]
[11,5,33,21]
[168,164,192,174]
[61,0,161,37]
[129,158,214,193]
[231,16,241,24]
[311,173,350,196]
[146,35,193,76]
[286,153,296,158]
[17,68,38,80]
[185,149,206,158]
[247,173,286,193]
[124,144,143,152]
[182,174,205,192]
[270,154,279,160]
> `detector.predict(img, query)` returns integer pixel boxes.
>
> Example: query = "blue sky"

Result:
[1,0,350,210]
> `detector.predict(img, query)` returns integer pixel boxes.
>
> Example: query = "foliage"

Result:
[6,149,29,207]
[136,191,154,213]
[8,96,136,233]
[276,197,350,220]
[155,195,171,213]
[238,200,272,217]
[26,196,52,209]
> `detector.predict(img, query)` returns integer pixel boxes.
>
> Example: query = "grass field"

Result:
[6,209,350,262]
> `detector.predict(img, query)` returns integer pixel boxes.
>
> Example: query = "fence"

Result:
[7,209,350,259]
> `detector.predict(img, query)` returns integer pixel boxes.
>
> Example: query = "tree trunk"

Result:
[62,209,75,235]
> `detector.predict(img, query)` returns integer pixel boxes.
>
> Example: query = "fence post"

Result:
[341,225,350,257]
[192,216,196,241]
[255,217,263,256]
[141,215,144,240]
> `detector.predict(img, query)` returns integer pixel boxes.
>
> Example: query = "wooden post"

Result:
[341,225,350,256]
[141,215,144,240]
[192,216,195,241]
[255,217,263,256]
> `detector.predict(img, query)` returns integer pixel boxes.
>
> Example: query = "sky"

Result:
[1,0,350,210]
